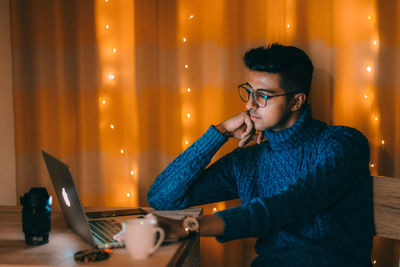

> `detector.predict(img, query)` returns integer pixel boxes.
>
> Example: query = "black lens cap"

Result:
[74,249,110,262]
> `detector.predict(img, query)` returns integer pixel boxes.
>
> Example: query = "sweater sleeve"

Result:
[147,125,239,210]
[215,127,371,242]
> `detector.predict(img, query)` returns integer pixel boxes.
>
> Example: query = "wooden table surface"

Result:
[0,206,202,266]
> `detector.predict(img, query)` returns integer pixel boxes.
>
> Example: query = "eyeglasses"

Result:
[238,83,301,108]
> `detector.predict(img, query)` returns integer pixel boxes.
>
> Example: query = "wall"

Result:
[0,0,16,205]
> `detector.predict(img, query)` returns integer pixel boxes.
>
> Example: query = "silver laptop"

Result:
[42,151,146,249]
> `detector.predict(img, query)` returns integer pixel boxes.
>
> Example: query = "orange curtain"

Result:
[10,0,400,266]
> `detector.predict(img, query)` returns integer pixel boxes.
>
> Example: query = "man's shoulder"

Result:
[317,124,369,151]
[323,125,367,139]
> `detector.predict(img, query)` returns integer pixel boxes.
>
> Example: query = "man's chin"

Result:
[255,124,281,132]
[254,124,270,132]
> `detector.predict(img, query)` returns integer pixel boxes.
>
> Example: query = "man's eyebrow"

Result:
[246,83,280,94]
[254,88,279,94]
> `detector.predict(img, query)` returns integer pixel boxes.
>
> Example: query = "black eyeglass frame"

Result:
[238,82,302,108]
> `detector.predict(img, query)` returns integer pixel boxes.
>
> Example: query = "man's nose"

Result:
[246,94,258,110]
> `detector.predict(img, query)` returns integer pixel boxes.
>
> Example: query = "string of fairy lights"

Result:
[366,12,383,177]
[182,14,195,148]
[283,5,383,176]
[100,0,136,200]
[366,10,380,267]
[181,11,224,213]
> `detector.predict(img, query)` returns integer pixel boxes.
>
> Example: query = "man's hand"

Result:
[154,214,225,239]
[154,215,188,240]
[215,111,264,147]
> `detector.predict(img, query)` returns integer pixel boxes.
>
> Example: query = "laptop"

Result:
[42,151,146,249]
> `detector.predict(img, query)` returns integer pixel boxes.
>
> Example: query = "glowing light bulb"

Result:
[110,124,114,129]
[102,99,106,104]
[372,40,377,46]
[106,24,110,29]
[108,73,115,80]
[213,207,217,212]
[187,113,191,118]
[121,149,124,154]
[374,116,378,121]
[113,48,117,53]
[368,15,371,21]
[370,163,375,168]
[381,140,385,145]
[185,140,189,145]
[287,24,291,28]
[126,193,130,197]
[189,15,194,19]
[187,88,191,92]
[364,94,368,99]
[373,260,376,264]
[184,64,189,69]
[105,0,109,2]
[366,66,372,72]
[130,170,135,175]
[183,37,187,42]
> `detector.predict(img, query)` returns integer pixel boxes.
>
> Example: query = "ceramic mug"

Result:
[124,217,165,259]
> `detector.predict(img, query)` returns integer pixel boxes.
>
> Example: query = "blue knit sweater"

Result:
[147,106,374,266]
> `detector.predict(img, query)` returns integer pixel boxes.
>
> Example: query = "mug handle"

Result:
[148,227,165,255]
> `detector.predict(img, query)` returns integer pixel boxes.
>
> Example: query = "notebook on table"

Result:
[42,151,146,249]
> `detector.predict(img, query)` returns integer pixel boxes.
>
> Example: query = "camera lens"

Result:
[20,188,51,245]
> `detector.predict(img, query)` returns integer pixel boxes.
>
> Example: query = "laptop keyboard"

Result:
[89,219,122,244]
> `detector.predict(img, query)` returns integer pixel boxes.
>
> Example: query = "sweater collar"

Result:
[262,105,326,151]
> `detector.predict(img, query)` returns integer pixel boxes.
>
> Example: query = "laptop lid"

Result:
[42,151,97,247]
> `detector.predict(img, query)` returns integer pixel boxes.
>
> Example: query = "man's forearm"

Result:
[198,215,225,237]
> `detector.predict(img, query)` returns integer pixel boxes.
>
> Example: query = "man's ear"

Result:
[291,93,307,112]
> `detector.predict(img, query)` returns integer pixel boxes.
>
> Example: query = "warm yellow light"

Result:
[105,24,110,29]
[381,140,385,145]
[370,163,375,168]
[130,170,135,175]
[108,73,115,80]
[185,140,189,145]
[372,40,377,46]
[187,88,191,92]
[189,15,194,19]
[373,260,376,264]
[113,48,117,53]
[187,113,191,118]
[366,66,372,72]
[102,99,106,104]
[185,64,189,69]
[213,207,217,212]
[364,94,368,99]
[287,24,290,28]
[110,124,114,129]
[374,116,378,121]
[126,193,130,197]
[368,15,371,21]
[120,149,124,154]
[105,0,109,2]
[183,37,187,42]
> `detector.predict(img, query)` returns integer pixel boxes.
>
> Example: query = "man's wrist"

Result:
[215,124,231,138]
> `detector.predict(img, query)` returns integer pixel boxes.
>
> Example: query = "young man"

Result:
[147,44,374,266]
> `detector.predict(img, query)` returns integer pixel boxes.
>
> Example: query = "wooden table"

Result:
[0,206,202,266]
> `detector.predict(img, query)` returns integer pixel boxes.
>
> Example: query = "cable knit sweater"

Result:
[147,106,374,267]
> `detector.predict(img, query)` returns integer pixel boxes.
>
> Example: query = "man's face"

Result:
[246,71,296,132]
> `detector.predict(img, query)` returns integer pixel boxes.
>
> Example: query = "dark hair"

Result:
[243,43,313,97]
